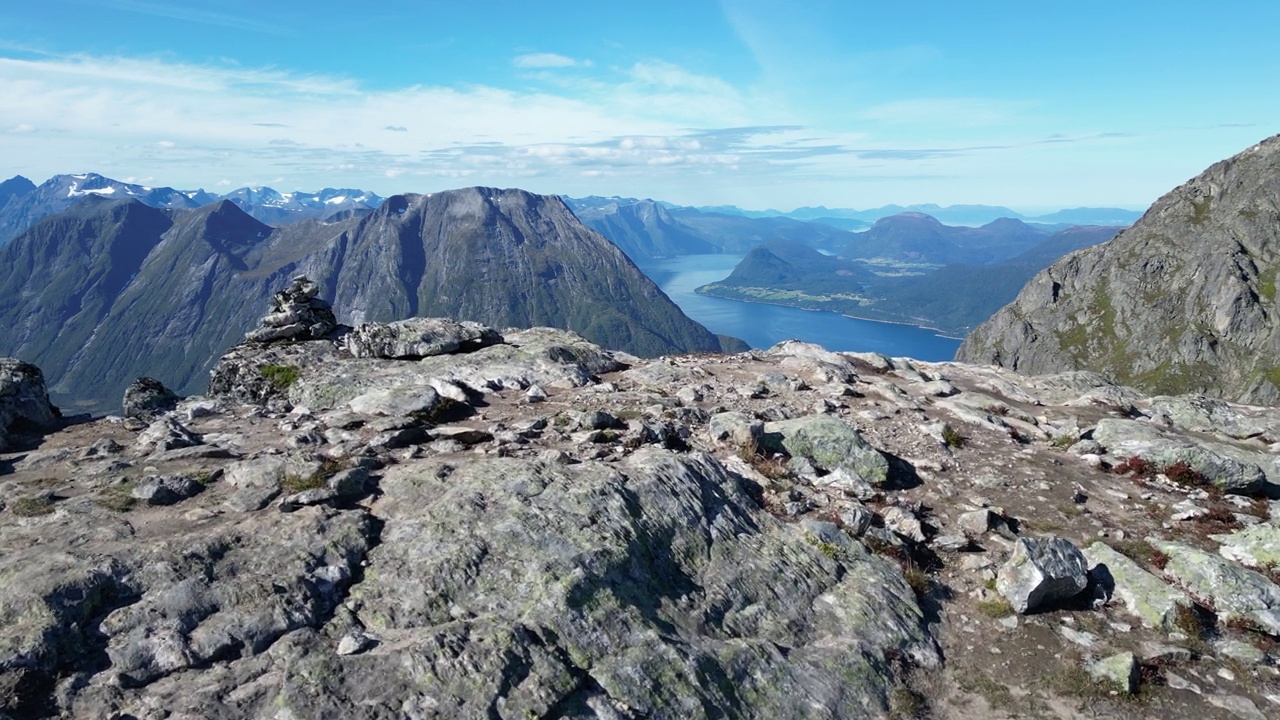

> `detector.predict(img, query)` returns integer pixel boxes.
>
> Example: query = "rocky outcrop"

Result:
[0,357,59,451]
[958,134,1280,404]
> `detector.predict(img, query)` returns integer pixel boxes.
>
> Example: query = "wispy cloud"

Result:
[0,48,1167,208]
[513,52,591,69]
[69,0,289,35]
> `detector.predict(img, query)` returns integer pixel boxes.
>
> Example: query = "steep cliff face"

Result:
[958,134,1280,404]
[0,188,725,409]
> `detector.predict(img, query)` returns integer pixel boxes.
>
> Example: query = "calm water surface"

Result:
[638,255,962,361]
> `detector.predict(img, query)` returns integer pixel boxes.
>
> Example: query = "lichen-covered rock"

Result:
[1212,523,1280,569]
[763,414,889,486]
[996,536,1089,613]
[1083,542,1192,629]
[0,357,60,451]
[1087,652,1139,694]
[1148,394,1276,440]
[346,385,439,418]
[1152,539,1280,635]
[1093,418,1267,494]
[707,411,763,447]
[343,317,501,359]
[130,474,204,506]
[122,377,181,420]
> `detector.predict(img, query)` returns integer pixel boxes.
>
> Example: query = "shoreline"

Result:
[695,285,965,340]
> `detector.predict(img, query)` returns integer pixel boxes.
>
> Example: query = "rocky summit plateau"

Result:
[3,279,1280,719]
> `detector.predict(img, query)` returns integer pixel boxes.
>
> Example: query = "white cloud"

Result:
[513,52,582,69]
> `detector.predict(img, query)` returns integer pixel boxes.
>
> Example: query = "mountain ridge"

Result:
[958,133,1280,404]
[0,187,730,410]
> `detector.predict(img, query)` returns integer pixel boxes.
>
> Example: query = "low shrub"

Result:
[259,364,300,391]
[10,495,55,517]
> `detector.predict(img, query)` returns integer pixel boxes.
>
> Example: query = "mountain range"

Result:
[0,173,385,246]
[0,188,733,410]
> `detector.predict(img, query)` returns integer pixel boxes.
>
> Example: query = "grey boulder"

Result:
[996,536,1089,613]
[122,377,181,420]
[0,357,60,451]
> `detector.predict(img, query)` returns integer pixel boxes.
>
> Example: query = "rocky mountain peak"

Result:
[958,134,1280,403]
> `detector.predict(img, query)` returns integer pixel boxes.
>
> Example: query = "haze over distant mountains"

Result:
[696,222,1122,336]
[693,202,1143,227]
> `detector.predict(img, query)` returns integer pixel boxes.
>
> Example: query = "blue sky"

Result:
[1,1,1277,211]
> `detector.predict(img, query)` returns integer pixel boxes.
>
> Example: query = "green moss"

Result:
[1264,366,1280,391]
[1130,360,1214,396]
[941,426,965,449]
[804,533,848,562]
[1190,196,1212,226]
[1260,272,1276,302]
[258,364,300,391]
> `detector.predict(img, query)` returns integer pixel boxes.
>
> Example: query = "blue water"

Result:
[638,254,963,361]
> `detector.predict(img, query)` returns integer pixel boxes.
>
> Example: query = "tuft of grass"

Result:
[1191,504,1241,535]
[1244,497,1271,520]
[258,364,300,391]
[736,439,790,480]
[10,495,55,517]
[1171,603,1212,655]
[1112,456,1154,479]
[804,533,848,562]
[1150,549,1170,570]
[941,426,965,449]
[888,684,928,719]
[977,596,1014,618]
[1051,433,1078,449]
[95,480,138,512]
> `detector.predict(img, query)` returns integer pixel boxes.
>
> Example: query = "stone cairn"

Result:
[245,276,337,343]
